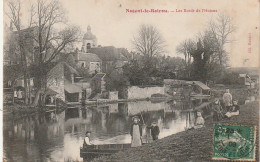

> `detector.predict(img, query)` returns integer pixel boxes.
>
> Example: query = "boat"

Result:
[80,143,131,157]
[190,94,211,98]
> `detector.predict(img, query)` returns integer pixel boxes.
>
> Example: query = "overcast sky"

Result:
[4,0,259,67]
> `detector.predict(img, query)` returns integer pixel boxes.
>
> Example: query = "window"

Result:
[81,62,86,68]
[55,78,59,86]
[87,43,91,49]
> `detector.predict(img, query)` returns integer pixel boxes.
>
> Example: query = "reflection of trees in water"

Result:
[106,113,129,135]
[4,111,65,161]
[65,108,80,120]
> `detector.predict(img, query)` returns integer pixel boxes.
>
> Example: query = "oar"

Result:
[140,112,145,124]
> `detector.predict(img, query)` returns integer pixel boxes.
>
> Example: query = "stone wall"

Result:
[47,63,65,101]
[127,86,165,99]
[109,91,118,100]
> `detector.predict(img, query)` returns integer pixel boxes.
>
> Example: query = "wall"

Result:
[127,86,165,99]
[109,91,118,100]
[47,63,65,101]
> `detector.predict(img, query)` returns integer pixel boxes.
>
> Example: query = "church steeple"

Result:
[87,25,91,32]
[82,25,97,52]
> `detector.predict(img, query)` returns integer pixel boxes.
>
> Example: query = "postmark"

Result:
[212,124,256,161]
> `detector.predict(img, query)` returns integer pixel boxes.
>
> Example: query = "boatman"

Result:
[83,131,93,146]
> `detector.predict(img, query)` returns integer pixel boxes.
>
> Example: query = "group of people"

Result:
[13,89,23,99]
[130,116,160,147]
[212,88,240,121]
[83,88,239,148]
[83,116,160,148]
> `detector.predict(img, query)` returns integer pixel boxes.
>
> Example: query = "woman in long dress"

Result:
[130,116,142,147]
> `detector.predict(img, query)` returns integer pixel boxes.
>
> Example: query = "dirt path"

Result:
[94,101,259,162]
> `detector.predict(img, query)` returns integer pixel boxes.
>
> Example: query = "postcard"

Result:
[2,0,259,161]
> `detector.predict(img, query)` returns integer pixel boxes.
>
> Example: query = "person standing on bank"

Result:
[147,121,160,141]
[212,98,223,121]
[130,116,142,147]
[223,88,232,110]
[83,131,93,146]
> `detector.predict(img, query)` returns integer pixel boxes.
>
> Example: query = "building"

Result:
[81,25,97,53]
[47,62,83,102]
[238,74,257,88]
[73,51,102,74]
[88,46,130,73]
[75,26,131,75]
[90,73,106,94]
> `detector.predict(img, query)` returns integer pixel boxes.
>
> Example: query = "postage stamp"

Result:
[213,124,256,161]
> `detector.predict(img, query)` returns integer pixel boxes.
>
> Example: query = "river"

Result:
[3,99,211,162]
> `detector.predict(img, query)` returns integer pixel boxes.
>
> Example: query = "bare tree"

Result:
[6,0,80,106]
[176,39,195,77]
[209,13,235,66]
[5,0,30,104]
[133,24,165,59]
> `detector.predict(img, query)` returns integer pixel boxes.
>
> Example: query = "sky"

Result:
[3,0,260,67]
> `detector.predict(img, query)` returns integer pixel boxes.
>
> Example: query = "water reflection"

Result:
[4,99,210,162]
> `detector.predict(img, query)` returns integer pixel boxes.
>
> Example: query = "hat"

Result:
[85,131,91,135]
[132,116,140,121]
[197,111,202,117]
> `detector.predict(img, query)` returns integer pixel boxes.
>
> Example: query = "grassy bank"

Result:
[94,101,259,162]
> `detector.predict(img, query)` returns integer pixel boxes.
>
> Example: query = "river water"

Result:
[3,99,211,162]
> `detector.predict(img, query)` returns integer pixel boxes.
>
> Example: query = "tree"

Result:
[190,30,218,82]
[5,0,31,104]
[176,39,196,78]
[209,13,236,66]
[6,0,80,106]
[132,24,165,64]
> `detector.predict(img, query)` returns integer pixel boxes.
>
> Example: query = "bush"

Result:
[216,71,240,85]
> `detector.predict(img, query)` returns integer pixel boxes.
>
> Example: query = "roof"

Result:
[88,46,130,61]
[92,73,106,80]
[43,88,58,95]
[83,26,96,40]
[64,80,82,93]
[193,81,210,90]
[76,52,101,62]
[64,62,79,75]
[239,74,247,77]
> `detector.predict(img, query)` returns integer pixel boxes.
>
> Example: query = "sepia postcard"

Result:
[1,0,259,161]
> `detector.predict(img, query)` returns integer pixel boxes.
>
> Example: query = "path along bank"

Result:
[94,101,259,162]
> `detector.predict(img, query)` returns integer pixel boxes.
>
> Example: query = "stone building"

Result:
[73,51,102,74]
[47,62,83,102]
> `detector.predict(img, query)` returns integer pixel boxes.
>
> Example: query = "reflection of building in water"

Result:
[108,103,119,114]
[127,101,166,116]
[3,111,66,162]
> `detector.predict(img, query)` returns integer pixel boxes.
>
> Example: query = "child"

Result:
[194,112,205,129]
[147,121,160,141]
[212,98,223,121]
[225,99,240,118]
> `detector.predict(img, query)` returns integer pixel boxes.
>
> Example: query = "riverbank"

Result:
[93,101,259,162]
[2,104,67,120]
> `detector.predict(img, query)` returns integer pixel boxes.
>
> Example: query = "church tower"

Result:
[81,25,97,52]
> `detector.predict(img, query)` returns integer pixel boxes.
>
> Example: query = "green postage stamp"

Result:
[213,124,256,161]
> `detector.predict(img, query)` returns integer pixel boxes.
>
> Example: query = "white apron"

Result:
[131,124,142,147]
